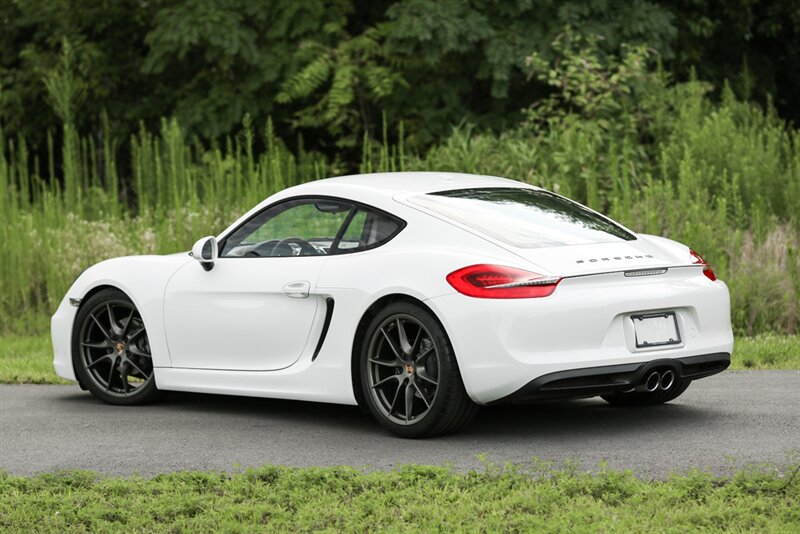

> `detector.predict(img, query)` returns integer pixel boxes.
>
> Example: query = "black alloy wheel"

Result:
[361,301,477,438]
[73,288,160,405]
[367,313,440,425]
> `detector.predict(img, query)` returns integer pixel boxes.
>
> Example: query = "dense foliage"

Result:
[1,46,798,335]
[1,3,798,337]
[3,0,799,160]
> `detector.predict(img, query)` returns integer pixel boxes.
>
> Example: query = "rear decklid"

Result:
[398,186,690,277]
[504,239,685,277]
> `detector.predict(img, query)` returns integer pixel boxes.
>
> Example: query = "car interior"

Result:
[220,199,402,258]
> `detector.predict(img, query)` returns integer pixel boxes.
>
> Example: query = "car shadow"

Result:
[56,388,721,441]
[467,399,717,440]
[56,388,378,431]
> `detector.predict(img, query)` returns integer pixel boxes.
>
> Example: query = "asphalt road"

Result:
[1,370,798,478]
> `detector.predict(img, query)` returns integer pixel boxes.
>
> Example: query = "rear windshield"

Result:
[408,187,636,248]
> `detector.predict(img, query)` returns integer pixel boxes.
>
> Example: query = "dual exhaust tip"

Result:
[635,369,675,393]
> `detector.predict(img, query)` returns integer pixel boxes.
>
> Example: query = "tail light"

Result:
[446,264,561,298]
[689,249,717,281]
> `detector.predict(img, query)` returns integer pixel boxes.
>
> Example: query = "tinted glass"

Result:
[338,210,367,250]
[409,187,635,248]
[334,209,403,252]
[221,200,352,257]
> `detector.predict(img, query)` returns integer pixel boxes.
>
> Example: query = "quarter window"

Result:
[338,210,367,250]
[334,209,402,253]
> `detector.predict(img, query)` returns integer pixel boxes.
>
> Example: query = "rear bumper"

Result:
[426,267,734,405]
[489,352,730,404]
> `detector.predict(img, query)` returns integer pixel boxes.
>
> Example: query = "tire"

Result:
[72,288,161,405]
[359,301,478,438]
[600,379,691,407]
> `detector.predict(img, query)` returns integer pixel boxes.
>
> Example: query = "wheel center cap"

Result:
[405,363,414,375]
[115,342,126,354]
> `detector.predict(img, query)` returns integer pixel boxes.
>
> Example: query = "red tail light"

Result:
[446,264,561,298]
[690,249,717,281]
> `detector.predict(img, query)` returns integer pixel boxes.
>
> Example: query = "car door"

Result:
[163,198,353,371]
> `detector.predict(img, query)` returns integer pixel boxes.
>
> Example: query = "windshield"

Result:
[408,187,636,248]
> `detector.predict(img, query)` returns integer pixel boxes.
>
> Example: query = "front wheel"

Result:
[72,288,161,405]
[360,301,477,438]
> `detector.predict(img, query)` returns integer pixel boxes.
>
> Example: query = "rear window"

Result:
[408,187,635,248]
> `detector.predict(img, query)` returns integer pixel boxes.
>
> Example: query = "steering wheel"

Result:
[245,239,279,257]
[270,237,318,257]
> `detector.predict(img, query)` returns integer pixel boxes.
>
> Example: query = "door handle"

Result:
[282,280,311,299]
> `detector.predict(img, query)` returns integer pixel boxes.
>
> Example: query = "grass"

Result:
[731,334,800,370]
[0,333,797,385]
[2,78,799,337]
[0,334,67,384]
[0,463,798,532]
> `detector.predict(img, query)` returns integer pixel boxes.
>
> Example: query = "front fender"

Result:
[51,254,194,381]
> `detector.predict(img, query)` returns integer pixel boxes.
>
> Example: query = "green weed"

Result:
[2,70,798,335]
[0,463,797,532]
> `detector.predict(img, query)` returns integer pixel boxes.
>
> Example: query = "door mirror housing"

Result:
[191,236,218,271]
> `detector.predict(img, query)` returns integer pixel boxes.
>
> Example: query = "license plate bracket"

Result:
[630,312,681,348]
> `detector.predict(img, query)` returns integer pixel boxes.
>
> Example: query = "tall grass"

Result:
[410,82,799,335]
[0,117,328,333]
[1,82,798,335]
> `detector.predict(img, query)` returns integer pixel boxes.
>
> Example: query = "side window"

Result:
[221,200,352,257]
[334,209,402,253]
[337,210,367,250]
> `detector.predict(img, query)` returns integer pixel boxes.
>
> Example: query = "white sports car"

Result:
[52,172,733,437]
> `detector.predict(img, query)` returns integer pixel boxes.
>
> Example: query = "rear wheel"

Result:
[601,379,691,407]
[360,301,477,438]
[72,288,161,405]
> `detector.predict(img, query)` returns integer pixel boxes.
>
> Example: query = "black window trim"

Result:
[331,207,358,252]
[217,195,407,258]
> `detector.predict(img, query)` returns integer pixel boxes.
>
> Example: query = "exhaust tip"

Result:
[660,369,675,390]
[645,371,660,393]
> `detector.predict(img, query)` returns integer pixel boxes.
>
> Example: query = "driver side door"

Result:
[163,198,353,371]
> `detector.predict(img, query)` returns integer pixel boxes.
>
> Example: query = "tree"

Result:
[659,0,800,125]
[142,0,354,139]
[279,0,678,148]
[2,0,798,171]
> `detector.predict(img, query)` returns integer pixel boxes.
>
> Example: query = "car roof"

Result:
[281,172,537,198]
[219,172,540,241]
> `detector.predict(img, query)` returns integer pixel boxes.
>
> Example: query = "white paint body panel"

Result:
[164,257,323,371]
[52,172,733,406]
[427,267,732,404]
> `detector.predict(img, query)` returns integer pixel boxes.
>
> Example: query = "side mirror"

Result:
[191,236,218,271]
